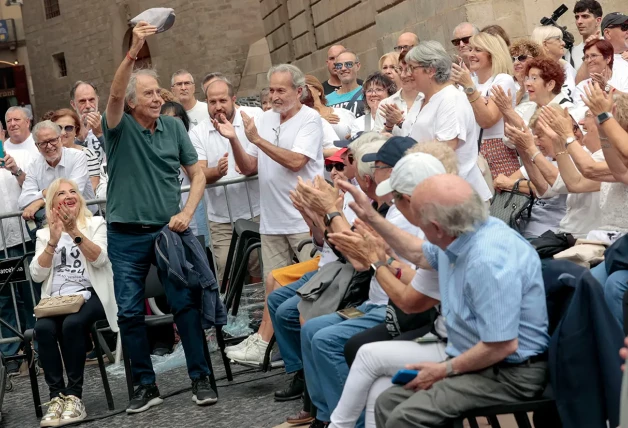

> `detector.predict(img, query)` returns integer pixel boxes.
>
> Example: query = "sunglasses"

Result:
[512,55,529,63]
[325,162,345,172]
[451,36,471,46]
[60,125,75,133]
[334,61,356,70]
[606,22,628,31]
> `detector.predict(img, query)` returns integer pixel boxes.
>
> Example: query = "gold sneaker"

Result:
[40,397,64,427]
[59,395,87,426]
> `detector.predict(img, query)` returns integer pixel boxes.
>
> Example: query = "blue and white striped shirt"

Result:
[422,217,550,363]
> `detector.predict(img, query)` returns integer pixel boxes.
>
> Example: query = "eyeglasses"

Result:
[172,81,194,87]
[606,22,628,31]
[512,55,529,63]
[393,45,414,52]
[36,137,60,148]
[524,75,541,82]
[334,61,356,70]
[60,125,75,133]
[451,36,472,46]
[582,53,603,62]
[370,165,392,171]
[404,64,421,74]
[365,87,386,95]
[325,162,345,172]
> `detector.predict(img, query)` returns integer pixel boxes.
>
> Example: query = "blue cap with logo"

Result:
[361,136,417,166]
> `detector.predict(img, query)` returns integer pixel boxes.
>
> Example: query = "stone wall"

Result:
[22,0,264,116]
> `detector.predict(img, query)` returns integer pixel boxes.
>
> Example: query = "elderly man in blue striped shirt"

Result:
[346,173,550,428]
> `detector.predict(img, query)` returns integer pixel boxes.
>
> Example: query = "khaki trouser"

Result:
[374,361,547,428]
[209,216,261,284]
[260,232,314,281]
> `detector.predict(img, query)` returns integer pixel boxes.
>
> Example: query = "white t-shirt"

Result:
[50,233,92,301]
[350,113,375,137]
[408,85,492,201]
[573,70,628,109]
[4,133,38,158]
[562,61,577,103]
[368,204,420,305]
[330,108,355,140]
[239,105,265,121]
[410,268,447,338]
[246,106,324,234]
[321,118,338,150]
[598,181,628,233]
[189,113,261,223]
[570,42,585,73]
[474,73,517,140]
[186,100,210,129]
[373,90,424,134]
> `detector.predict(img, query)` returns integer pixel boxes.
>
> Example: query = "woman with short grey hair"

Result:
[404,41,493,203]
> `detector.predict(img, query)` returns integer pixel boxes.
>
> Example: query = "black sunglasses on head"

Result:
[607,22,628,31]
[451,36,471,46]
[325,162,345,172]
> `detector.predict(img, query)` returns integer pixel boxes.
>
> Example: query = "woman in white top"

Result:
[349,72,397,137]
[306,74,355,139]
[573,39,628,108]
[451,32,520,179]
[378,52,402,90]
[531,26,577,102]
[404,41,492,202]
[31,178,118,427]
[510,39,544,106]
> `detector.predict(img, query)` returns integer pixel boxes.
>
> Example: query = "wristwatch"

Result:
[604,83,611,93]
[73,236,83,246]
[463,86,475,95]
[11,168,23,177]
[324,212,342,227]
[564,136,576,146]
[596,112,613,125]
[445,359,459,377]
[370,260,386,276]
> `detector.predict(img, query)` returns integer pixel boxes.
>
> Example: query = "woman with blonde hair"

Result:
[305,74,355,139]
[531,25,577,101]
[378,52,402,88]
[31,178,118,427]
[451,32,520,179]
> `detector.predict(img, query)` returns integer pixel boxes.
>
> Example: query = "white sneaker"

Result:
[40,397,64,427]
[58,394,87,426]
[224,333,259,353]
[226,334,269,364]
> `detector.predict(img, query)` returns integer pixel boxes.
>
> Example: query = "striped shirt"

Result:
[422,216,549,363]
[82,147,100,177]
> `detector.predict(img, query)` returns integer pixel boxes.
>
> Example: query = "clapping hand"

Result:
[326,229,373,271]
[295,176,341,216]
[490,86,514,113]
[451,62,474,89]
[241,112,262,145]
[84,111,103,136]
[539,106,574,140]
[217,152,228,177]
[56,201,77,233]
[581,81,614,117]
[504,123,536,154]
[335,180,380,223]
[379,103,404,128]
[48,210,63,247]
[212,113,237,141]
[536,115,564,154]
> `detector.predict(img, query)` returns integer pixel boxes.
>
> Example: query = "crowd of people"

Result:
[0,1,628,427]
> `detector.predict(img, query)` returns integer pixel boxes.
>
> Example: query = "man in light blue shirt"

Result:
[345,173,549,428]
[325,50,365,118]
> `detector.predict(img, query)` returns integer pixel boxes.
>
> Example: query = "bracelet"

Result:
[468,93,482,104]
[384,123,394,131]
[126,51,137,61]
[386,256,395,266]
[530,150,542,163]
[47,241,57,249]
[394,268,402,280]
[44,248,55,256]
[555,150,569,157]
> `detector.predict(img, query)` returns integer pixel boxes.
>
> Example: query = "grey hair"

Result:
[260,87,270,99]
[453,22,480,37]
[125,68,159,105]
[348,132,388,179]
[405,41,452,84]
[337,49,360,63]
[70,81,98,101]
[267,64,305,90]
[202,72,229,88]
[406,141,459,175]
[416,188,488,237]
[6,106,33,122]
[171,69,194,86]
[32,120,61,142]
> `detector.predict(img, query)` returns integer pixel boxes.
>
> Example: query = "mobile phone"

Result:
[336,307,365,320]
[415,334,441,344]
[391,369,419,385]
[0,140,4,167]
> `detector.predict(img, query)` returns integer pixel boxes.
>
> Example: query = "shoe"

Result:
[191,377,218,405]
[59,395,86,425]
[151,347,171,357]
[226,334,268,364]
[287,410,314,425]
[308,420,329,428]
[126,384,163,414]
[224,333,259,354]
[6,360,20,376]
[40,396,64,427]
[274,371,304,402]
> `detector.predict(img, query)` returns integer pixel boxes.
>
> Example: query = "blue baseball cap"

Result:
[361,136,417,166]
[334,131,363,148]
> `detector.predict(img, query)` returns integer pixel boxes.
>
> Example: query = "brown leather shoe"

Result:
[286,410,314,425]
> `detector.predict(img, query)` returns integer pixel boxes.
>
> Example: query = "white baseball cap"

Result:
[130,8,176,33]
[375,152,446,197]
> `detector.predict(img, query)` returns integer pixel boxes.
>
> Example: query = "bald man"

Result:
[323,44,363,95]
[394,32,419,54]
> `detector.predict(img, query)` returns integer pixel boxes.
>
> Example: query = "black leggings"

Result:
[35,293,106,399]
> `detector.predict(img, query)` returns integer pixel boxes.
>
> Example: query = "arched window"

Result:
[124,28,152,69]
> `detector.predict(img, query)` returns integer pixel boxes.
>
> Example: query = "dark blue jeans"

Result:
[0,241,40,356]
[107,224,210,386]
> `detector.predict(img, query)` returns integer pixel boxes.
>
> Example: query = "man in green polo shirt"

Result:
[103,21,214,413]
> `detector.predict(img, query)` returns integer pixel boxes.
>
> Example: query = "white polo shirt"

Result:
[189,111,261,223]
[0,149,33,249]
[246,106,324,235]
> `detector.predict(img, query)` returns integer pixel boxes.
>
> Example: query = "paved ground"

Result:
[0,353,302,428]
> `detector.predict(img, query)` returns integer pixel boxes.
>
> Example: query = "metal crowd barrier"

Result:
[0,174,260,350]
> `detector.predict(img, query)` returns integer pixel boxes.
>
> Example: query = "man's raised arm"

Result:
[105,22,157,129]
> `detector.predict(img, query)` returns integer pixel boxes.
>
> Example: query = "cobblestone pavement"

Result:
[1,354,302,428]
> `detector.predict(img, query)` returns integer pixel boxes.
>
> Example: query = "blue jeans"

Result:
[591,261,628,328]
[267,270,317,373]
[0,241,40,356]
[302,302,387,421]
[108,225,210,386]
